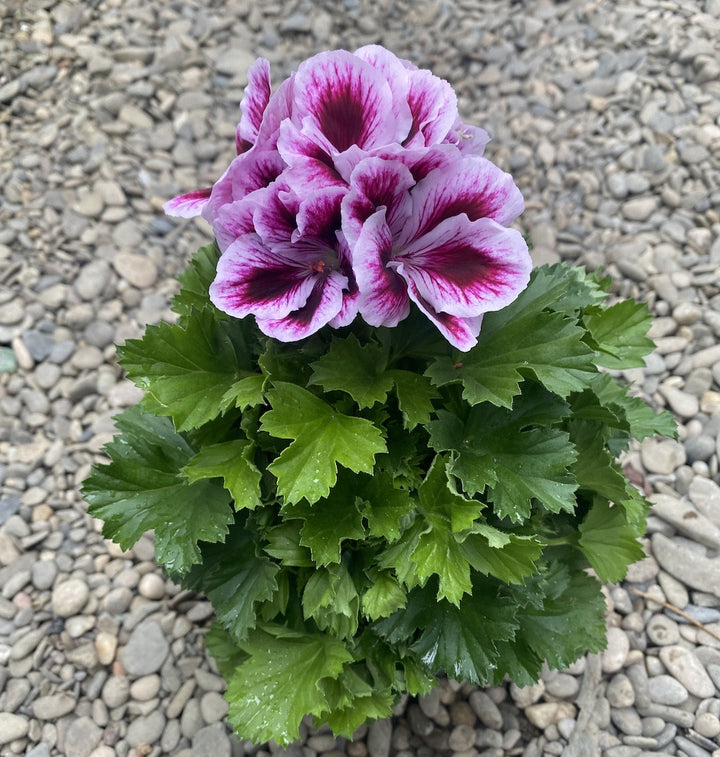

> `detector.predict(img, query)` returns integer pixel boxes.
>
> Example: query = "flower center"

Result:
[309,259,326,274]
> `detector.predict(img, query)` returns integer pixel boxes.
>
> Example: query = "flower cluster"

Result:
[166,46,531,350]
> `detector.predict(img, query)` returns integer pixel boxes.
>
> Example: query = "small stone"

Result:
[366,718,392,757]
[52,578,89,618]
[524,701,577,729]
[102,675,130,708]
[126,710,166,747]
[694,712,720,739]
[606,673,635,708]
[689,478,720,527]
[658,645,716,698]
[640,438,686,474]
[647,674,689,705]
[610,706,643,735]
[33,693,77,719]
[448,724,475,752]
[645,615,680,646]
[104,586,133,614]
[63,716,102,757]
[652,533,720,598]
[112,252,157,288]
[622,197,658,221]
[121,620,169,675]
[95,631,118,665]
[658,384,699,419]
[0,713,29,744]
[130,674,161,702]
[200,690,228,723]
[74,260,111,300]
[543,673,579,699]
[509,681,545,707]
[138,573,165,600]
[191,723,231,757]
[469,690,503,729]
[602,627,629,673]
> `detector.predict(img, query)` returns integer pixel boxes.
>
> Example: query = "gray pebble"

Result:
[645,615,680,646]
[610,706,643,735]
[0,713,29,745]
[192,723,232,757]
[126,710,166,747]
[658,645,716,698]
[63,716,102,757]
[607,673,635,708]
[647,674,689,705]
[51,577,89,617]
[469,690,503,729]
[121,620,169,675]
[200,690,229,723]
[32,693,77,719]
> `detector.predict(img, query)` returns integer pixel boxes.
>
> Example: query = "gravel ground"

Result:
[1,0,720,755]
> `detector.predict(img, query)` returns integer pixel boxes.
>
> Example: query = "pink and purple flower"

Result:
[165,46,531,349]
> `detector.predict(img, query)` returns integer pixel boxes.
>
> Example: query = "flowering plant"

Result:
[83,47,675,745]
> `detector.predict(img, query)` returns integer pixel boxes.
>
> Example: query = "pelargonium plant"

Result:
[83,46,675,745]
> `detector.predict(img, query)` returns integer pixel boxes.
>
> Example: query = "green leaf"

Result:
[357,471,415,542]
[261,383,386,504]
[263,521,314,567]
[389,370,439,429]
[226,627,353,745]
[583,300,654,369]
[82,406,233,575]
[283,474,366,565]
[182,440,262,510]
[409,456,485,604]
[427,391,577,522]
[220,374,266,412]
[184,524,279,641]
[171,242,221,320]
[119,307,246,431]
[320,667,395,737]
[508,564,607,672]
[362,572,407,621]
[459,533,543,584]
[302,563,360,638]
[418,454,484,533]
[376,578,518,684]
[426,266,597,408]
[587,374,677,441]
[578,498,645,582]
[571,420,647,522]
[204,621,248,680]
[310,334,394,408]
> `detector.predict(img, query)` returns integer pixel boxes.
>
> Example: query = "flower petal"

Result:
[341,157,414,247]
[277,120,346,192]
[292,50,409,154]
[237,58,272,153]
[371,143,461,181]
[295,187,345,243]
[253,74,295,150]
[252,181,300,246]
[404,282,483,351]
[256,271,347,341]
[214,193,263,251]
[203,149,285,224]
[443,119,491,156]
[163,187,212,218]
[394,216,531,318]
[353,209,410,327]
[352,45,413,128]
[209,234,318,320]
[403,68,458,148]
[399,156,525,245]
